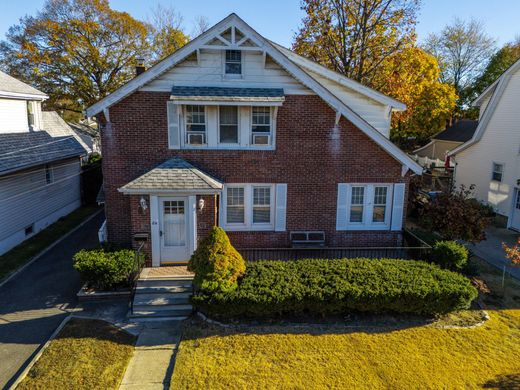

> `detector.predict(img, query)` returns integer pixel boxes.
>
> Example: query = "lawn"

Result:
[0,205,100,280]
[17,318,135,390]
[172,309,519,389]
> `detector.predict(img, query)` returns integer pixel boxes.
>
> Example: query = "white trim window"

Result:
[222,184,276,230]
[185,105,206,145]
[338,183,393,230]
[492,162,503,182]
[219,106,239,144]
[251,107,272,146]
[225,50,242,76]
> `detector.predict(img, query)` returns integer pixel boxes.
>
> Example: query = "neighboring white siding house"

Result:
[0,71,88,255]
[450,59,520,229]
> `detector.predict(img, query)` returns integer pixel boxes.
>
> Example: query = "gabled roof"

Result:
[87,13,421,175]
[0,70,48,100]
[119,157,223,194]
[433,120,478,143]
[0,112,88,175]
[451,57,520,156]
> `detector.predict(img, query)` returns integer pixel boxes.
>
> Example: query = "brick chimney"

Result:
[135,57,146,76]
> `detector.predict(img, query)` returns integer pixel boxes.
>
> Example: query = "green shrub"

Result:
[188,227,246,293]
[73,248,139,289]
[192,258,478,318]
[432,241,469,271]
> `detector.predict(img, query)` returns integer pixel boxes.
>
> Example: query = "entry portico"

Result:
[119,157,223,266]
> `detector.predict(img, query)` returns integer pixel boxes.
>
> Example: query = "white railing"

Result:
[410,154,453,168]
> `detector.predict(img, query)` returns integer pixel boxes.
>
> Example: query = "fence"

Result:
[238,230,432,262]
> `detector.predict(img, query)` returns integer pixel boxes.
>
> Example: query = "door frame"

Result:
[150,194,197,266]
[508,187,520,231]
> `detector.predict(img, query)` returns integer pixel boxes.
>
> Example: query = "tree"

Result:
[192,15,210,36]
[502,238,520,265]
[147,4,189,62]
[420,185,493,243]
[0,0,188,118]
[293,0,420,87]
[374,47,457,142]
[424,18,495,109]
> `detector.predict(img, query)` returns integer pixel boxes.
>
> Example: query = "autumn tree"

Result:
[0,0,188,118]
[424,18,495,110]
[147,4,189,62]
[293,0,420,87]
[375,47,457,142]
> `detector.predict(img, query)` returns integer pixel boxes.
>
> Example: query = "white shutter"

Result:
[275,183,287,232]
[167,101,180,149]
[391,183,406,231]
[336,183,349,230]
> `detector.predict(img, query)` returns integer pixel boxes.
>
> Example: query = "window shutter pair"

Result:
[336,183,405,231]
[167,101,180,149]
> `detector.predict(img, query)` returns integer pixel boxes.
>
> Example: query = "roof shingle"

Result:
[170,86,285,102]
[0,70,47,98]
[433,120,478,143]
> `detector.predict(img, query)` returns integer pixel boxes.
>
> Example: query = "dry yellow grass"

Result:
[18,318,135,390]
[172,310,520,389]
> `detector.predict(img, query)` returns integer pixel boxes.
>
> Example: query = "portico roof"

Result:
[119,157,223,194]
[170,86,285,105]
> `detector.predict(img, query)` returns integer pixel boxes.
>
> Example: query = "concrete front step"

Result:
[134,293,191,306]
[133,303,192,312]
[136,279,193,288]
[136,285,192,294]
[130,307,193,318]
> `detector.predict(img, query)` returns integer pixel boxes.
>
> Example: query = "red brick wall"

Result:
[101,92,409,253]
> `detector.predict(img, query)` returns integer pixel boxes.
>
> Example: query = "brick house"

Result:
[86,14,422,266]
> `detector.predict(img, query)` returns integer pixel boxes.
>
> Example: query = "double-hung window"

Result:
[219,106,239,144]
[225,50,242,75]
[492,162,503,182]
[251,107,271,145]
[185,105,206,145]
[224,184,274,230]
[346,184,392,229]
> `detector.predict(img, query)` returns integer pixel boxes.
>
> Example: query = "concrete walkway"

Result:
[119,320,183,390]
[0,211,104,389]
[469,225,520,280]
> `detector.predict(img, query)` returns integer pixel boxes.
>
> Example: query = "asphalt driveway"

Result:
[0,210,104,389]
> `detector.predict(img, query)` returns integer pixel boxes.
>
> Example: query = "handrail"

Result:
[130,242,145,314]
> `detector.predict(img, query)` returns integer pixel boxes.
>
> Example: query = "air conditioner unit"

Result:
[290,231,326,247]
[252,133,270,145]
[187,132,205,145]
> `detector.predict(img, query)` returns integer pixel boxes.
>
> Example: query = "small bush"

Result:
[432,241,469,271]
[192,258,478,318]
[73,248,139,289]
[188,227,245,293]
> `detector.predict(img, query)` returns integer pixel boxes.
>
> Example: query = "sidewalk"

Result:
[119,320,183,390]
[469,226,520,280]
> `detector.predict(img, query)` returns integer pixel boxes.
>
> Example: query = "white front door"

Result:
[510,189,520,231]
[159,197,189,263]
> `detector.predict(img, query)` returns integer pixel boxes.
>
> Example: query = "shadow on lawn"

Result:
[482,374,520,389]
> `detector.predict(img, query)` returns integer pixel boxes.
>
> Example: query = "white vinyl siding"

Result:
[0,98,29,133]
[178,104,276,150]
[222,183,285,231]
[337,183,405,231]
[0,159,81,255]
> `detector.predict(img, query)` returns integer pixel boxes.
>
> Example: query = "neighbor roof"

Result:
[119,157,224,194]
[0,70,48,100]
[170,86,285,102]
[86,13,421,175]
[433,120,478,143]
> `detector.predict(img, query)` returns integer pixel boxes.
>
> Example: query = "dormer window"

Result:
[225,50,242,75]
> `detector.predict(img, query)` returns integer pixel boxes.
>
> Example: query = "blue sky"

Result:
[0,0,518,47]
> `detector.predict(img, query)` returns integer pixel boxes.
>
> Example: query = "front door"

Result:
[511,189,520,231]
[159,197,189,263]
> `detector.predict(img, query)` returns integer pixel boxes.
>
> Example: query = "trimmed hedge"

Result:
[432,241,469,271]
[73,248,140,289]
[192,258,478,317]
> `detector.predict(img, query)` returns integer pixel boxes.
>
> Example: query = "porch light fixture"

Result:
[139,196,148,211]
[198,198,205,211]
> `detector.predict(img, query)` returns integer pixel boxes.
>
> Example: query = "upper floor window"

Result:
[45,164,53,184]
[27,101,35,128]
[492,163,503,182]
[185,105,206,145]
[219,106,239,144]
[225,50,242,75]
[251,107,271,145]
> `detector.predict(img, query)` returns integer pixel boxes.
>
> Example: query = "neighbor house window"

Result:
[251,107,271,145]
[45,164,53,184]
[224,184,275,230]
[492,163,503,182]
[226,187,245,223]
[27,101,35,128]
[225,50,242,75]
[219,106,239,143]
[185,105,206,145]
